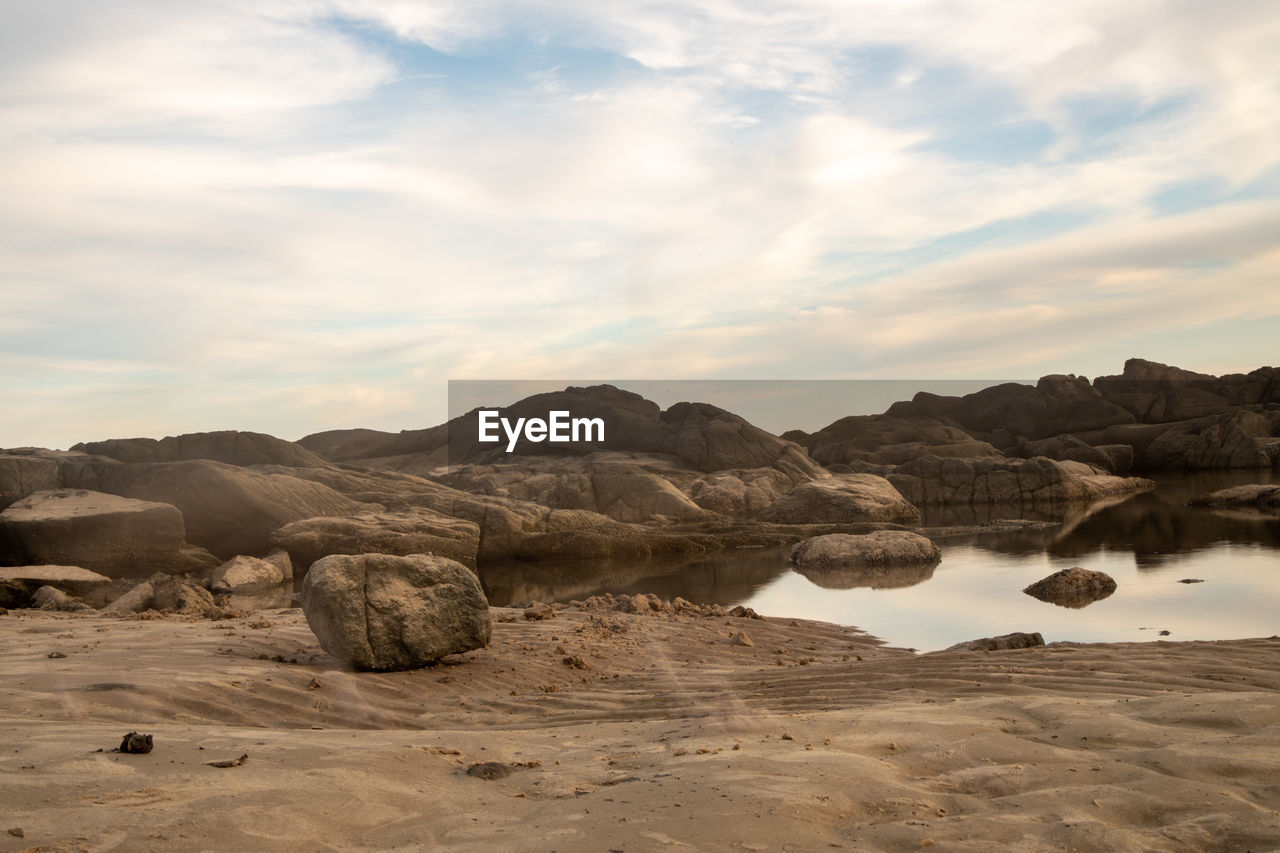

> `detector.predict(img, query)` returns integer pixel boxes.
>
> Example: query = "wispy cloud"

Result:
[1,0,1277,447]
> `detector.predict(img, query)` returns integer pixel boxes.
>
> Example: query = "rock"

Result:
[301,554,491,671]
[102,581,155,614]
[71,430,328,468]
[1023,567,1117,608]
[0,565,112,595]
[730,630,754,647]
[0,489,194,577]
[0,452,61,510]
[1187,484,1280,514]
[945,632,1045,652]
[803,415,1002,466]
[261,548,293,579]
[32,585,92,612]
[759,473,921,525]
[887,378,1134,441]
[272,507,482,572]
[117,732,154,754]
[888,455,1154,507]
[523,602,556,620]
[60,458,371,558]
[466,761,515,780]
[791,530,941,567]
[151,578,215,615]
[1144,411,1280,470]
[209,555,289,593]
[729,605,763,619]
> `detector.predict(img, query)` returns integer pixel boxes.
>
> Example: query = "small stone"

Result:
[7,828,24,838]
[730,630,754,648]
[118,731,153,754]
[781,731,795,741]
[467,761,515,780]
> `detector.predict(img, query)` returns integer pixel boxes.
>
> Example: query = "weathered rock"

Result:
[760,474,920,525]
[944,632,1045,652]
[0,565,112,595]
[888,456,1154,507]
[71,430,329,468]
[103,581,155,614]
[0,489,192,577]
[209,555,289,593]
[32,585,92,612]
[1188,484,1280,514]
[0,452,61,510]
[887,378,1135,441]
[1023,567,1117,608]
[803,415,1001,466]
[1145,411,1280,470]
[301,554,491,671]
[261,548,293,579]
[790,531,941,572]
[272,507,481,572]
[59,458,371,558]
[151,577,215,615]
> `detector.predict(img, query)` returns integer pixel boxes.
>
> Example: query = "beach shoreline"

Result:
[3,606,1279,851]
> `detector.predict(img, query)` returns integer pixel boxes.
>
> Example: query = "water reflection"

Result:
[476,470,1280,649]
[792,560,936,590]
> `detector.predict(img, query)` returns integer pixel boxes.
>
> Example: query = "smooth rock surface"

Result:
[301,554,491,671]
[790,530,941,570]
[760,474,920,525]
[273,507,481,572]
[0,565,112,594]
[0,489,190,577]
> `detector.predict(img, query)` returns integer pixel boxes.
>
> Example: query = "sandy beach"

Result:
[3,604,1279,852]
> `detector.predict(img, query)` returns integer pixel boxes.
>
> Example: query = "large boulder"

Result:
[209,555,289,593]
[0,489,210,578]
[888,456,1153,507]
[71,430,329,468]
[151,576,216,615]
[59,458,371,558]
[301,554,491,671]
[272,507,481,572]
[1091,359,1278,422]
[1023,567,1116,608]
[760,474,921,525]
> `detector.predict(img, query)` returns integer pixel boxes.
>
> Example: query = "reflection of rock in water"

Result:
[1023,567,1116,608]
[792,560,937,590]
[479,548,791,607]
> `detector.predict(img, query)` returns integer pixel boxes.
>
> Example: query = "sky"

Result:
[2,0,1279,449]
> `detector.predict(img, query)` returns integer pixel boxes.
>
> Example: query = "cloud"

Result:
[1,0,1278,447]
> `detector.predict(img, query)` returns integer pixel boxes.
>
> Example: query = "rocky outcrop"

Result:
[1093,359,1280,422]
[888,456,1153,507]
[759,474,920,525]
[1188,484,1280,515]
[887,376,1135,441]
[59,458,371,558]
[803,415,1001,466]
[271,507,481,572]
[1023,567,1116,608]
[1145,411,1280,470]
[209,555,289,593]
[301,553,491,671]
[32,585,93,612]
[71,430,328,468]
[0,489,214,578]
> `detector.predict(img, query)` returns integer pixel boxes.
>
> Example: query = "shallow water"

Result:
[479,469,1280,651]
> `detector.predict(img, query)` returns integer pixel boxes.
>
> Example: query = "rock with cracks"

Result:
[301,553,491,671]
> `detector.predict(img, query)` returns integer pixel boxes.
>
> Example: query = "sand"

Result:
[2,605,1279,852]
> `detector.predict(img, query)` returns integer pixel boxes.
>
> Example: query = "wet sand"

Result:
[2,606,1279,851]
